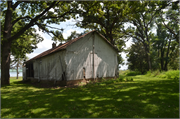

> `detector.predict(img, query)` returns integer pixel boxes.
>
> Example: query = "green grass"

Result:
[1,75,179,118]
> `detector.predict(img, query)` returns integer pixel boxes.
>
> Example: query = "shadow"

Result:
[1,76,179,118]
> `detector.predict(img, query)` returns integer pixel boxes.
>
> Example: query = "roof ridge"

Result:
[25,30,119,63]
[26,30,96,62]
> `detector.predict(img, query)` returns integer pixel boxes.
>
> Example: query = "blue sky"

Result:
[26,19,132,70]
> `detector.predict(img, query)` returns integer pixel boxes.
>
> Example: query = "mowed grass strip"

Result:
[1,76,179,118]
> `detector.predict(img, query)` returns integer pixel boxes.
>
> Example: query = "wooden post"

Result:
[59,56,66,81]
[93,32,95,81]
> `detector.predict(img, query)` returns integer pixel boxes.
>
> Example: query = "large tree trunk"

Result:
[1,42,12,85]
[144,43,152,71]
[164,39,172,71]
[160,50,164,71]
[147,53,152,71]
[1,1,12,85]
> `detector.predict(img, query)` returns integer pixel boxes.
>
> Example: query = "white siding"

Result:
[94,33,117,78]
[33,51,66,81]
[32,31,118,81]
[65,33,93,80]
[65,32,118,80]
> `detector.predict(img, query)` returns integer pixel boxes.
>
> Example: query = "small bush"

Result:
[157,74,166,78]
[165,70,179,80]
[126,71,141,76]
[146,71,151,77]
[117,75,125,82]
[145,70,179,81]
[145,70,160,77]
[125,77,129,81]
[157,71,166,78]
[152,70,160,77]
[119,70,130,76]
[131,78,133,81]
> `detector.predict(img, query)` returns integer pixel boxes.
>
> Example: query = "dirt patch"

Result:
[23,81,81,89]
[23,77,116,89]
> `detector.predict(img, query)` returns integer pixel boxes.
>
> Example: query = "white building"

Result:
[23,30,119,86]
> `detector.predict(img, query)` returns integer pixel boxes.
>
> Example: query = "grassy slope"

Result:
[1,76,179,118]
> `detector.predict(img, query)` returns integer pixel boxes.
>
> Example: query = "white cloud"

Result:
[26,53,39,59]
[119,38,133,70]
[63,28,83,39]
[26,28,55,59]
[35,29,54,49]
[63,29,75,39]
[27,23,85,59]
[125,38,133,49]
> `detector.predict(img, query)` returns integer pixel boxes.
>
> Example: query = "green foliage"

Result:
[165,70,179,80]
[152,70,161,77]
[126,1,179,72]
[117,75,125,82]
[120,70,141,76]
[146,71,152,77]
[124,1,167,71]
[125,71,141,76]
[146,70,179,81]
[146,70,162,77]
[11,25,43,58]
[126,42,149,74]
[119,70,129,76]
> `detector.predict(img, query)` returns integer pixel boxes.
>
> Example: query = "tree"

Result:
[10,22,43,58]
[151,4,179,71]
[1,1,78,85]
[158,1,179,43]
[76,1,130,46]
[10,55,28,79]
[127,40,149,74]
[126,1,179,72]
[123,1,168,71]
[9,23,42,79]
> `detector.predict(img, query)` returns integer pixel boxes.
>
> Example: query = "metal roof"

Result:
[26,30,119,63]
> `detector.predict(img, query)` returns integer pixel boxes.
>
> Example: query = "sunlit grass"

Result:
[1,75,179,118]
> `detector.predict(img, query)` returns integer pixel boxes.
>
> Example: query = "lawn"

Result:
[1,75,179,118]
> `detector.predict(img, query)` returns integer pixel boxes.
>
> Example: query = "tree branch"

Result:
[122,29,143,42]
[8,1,58,42]
[12,16,32,26]
[35,22,61,40]
[159,12,177,38]
[12,1,21,10]
[41,11,76,20]
[45,24,64,31]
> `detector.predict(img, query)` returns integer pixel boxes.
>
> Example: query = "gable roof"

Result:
[26,30,119,63]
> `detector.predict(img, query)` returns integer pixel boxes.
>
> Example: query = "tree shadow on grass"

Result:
[1,77,179,118]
